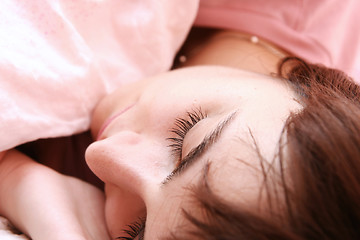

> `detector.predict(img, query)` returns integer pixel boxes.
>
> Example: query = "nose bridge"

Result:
[86,131,171,201]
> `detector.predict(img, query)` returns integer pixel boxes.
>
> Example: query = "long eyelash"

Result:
[116,218,146,240]
[167,108,207,164]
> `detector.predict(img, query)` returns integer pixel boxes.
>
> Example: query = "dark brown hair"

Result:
[168,57,360,240]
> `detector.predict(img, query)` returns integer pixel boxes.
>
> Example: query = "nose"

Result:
[85,130,172,237]
[85,130,171,201]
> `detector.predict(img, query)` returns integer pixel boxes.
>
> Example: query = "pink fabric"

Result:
[1,0,359,152]
[0,0,199,151]
[195,0,360,80]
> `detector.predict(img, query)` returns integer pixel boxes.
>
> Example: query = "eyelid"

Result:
[162,111,238,185]
[117,218,145,240]
[167,108,207,163]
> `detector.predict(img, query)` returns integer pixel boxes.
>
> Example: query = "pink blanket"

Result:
[0,217,29,240]
[0,1,198,237]
[0,0,199,152]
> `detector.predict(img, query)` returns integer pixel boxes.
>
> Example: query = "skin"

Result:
[0,149,110,240]
[85,30,302,238]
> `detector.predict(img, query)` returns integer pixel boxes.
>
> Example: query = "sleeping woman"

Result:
[85,30,360,239]
[1,1,360,240]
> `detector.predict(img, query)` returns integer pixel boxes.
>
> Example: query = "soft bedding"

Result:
[0,0,198,238]
[0,217,29,240]
[2,0,360,238]
[0,0,198,152]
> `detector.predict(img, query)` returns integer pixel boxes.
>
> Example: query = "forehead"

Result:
[204,123,275,204]
[148,108,298,234]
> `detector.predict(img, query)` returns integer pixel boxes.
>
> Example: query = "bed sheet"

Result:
[0,0,199,237]
[0,0,198,151]
[0,217,29,240]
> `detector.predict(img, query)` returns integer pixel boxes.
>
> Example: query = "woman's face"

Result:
[85,66,301,239]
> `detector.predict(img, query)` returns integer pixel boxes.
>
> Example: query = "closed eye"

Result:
[163,111,238,185]
[167,108,207,167]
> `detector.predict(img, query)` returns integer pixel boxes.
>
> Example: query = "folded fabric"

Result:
[2,0,359,152]
[0,216,29,240]
[194,0,360,79]
[0,0,199,151]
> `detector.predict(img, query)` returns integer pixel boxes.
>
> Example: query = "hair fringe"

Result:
[166,58,360,240]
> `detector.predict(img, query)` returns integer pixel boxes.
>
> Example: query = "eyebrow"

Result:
[162,111,238,185]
